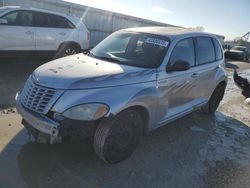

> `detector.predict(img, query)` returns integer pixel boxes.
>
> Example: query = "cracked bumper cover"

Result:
[16,92,60,137]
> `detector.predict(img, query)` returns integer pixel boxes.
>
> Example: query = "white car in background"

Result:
[0,6,90,58]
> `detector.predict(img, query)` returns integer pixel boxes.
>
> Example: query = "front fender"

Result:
[52,82,158,128]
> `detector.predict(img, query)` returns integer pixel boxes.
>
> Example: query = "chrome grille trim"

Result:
[20,78,63,114]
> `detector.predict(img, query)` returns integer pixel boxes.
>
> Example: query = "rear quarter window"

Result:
[212,38,223,60]
[196,37,216,65]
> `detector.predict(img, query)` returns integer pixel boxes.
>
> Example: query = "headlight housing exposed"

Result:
[62,103,109,121]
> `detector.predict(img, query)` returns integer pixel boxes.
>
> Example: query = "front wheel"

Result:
[201,83,226,114]
[93,110,143,164]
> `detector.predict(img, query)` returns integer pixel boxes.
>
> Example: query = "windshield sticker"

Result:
[144,38,169,47]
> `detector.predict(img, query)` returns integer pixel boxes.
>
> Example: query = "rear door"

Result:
[34,12,77,51]
[0,10,36,51]
[193,37,221,103]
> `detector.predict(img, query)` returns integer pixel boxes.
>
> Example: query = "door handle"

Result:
[25,31,34,35]
[214,66,219,70]
[59,32,66,36]
[191,73,199,78]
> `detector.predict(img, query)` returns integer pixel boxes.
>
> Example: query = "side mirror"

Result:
[166,60,190,72]
[0,19,8,24]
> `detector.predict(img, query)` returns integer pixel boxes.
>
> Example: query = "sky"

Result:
[64,0,250,40]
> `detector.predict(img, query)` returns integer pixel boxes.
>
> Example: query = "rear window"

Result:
[196,37,216,65]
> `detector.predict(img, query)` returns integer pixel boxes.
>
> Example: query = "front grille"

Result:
[20,78,61,114]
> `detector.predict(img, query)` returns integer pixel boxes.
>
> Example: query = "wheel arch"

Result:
[217,80,227,100]
[218,80,227,88]
[57,41,81,51]
[109,105,150,134]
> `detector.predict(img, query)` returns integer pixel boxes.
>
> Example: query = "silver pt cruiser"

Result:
[16,27,227,163]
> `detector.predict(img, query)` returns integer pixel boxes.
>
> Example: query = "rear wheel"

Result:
[93,110,143,164]
[54,44,80,59]
[201,83,226,114]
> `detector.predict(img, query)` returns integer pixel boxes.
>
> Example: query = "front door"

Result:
[156,38,199,126]
[0,10,35,51]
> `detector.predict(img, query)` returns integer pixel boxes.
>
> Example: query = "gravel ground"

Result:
[0,58,250,188]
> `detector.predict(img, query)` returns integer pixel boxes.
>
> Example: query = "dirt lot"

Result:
[0,58,250,188]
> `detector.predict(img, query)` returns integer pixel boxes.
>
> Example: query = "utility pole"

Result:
[241,32,250,42]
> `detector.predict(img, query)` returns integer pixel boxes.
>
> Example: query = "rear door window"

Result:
[34,12,51,27]
[19,11,33,26]
[196,37,216,65]
[34,12,74,28]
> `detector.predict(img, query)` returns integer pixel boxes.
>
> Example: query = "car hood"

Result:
[32,54,156,89]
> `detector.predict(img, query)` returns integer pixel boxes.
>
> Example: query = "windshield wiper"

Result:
[83,50,121,63]
[83,49,96,57]
[95,56,121,63]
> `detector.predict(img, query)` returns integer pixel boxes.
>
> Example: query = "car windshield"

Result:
[0,8,9,15]
[231,46,246,51]
[90,32,169,68]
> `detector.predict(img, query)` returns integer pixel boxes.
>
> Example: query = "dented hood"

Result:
[32,54,156,89]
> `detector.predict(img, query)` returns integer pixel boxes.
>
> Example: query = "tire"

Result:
[246,56,249,61]
[93,110,143,164]
[201,83,226,114]
[54,44,80,59]
[242,54,247,61]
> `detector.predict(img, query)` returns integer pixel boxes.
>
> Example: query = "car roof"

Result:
[1,6,76,20]
[122,26,217,41]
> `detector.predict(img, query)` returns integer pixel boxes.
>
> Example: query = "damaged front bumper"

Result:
[16,92,60,136]
[16,92,99,144]
[16,92,61,143]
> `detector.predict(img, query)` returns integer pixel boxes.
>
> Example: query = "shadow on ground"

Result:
[225,61,239,69]
[1,112,249,188]
[225,59,250,71]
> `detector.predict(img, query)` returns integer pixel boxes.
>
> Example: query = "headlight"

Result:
[62,103,109,121]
